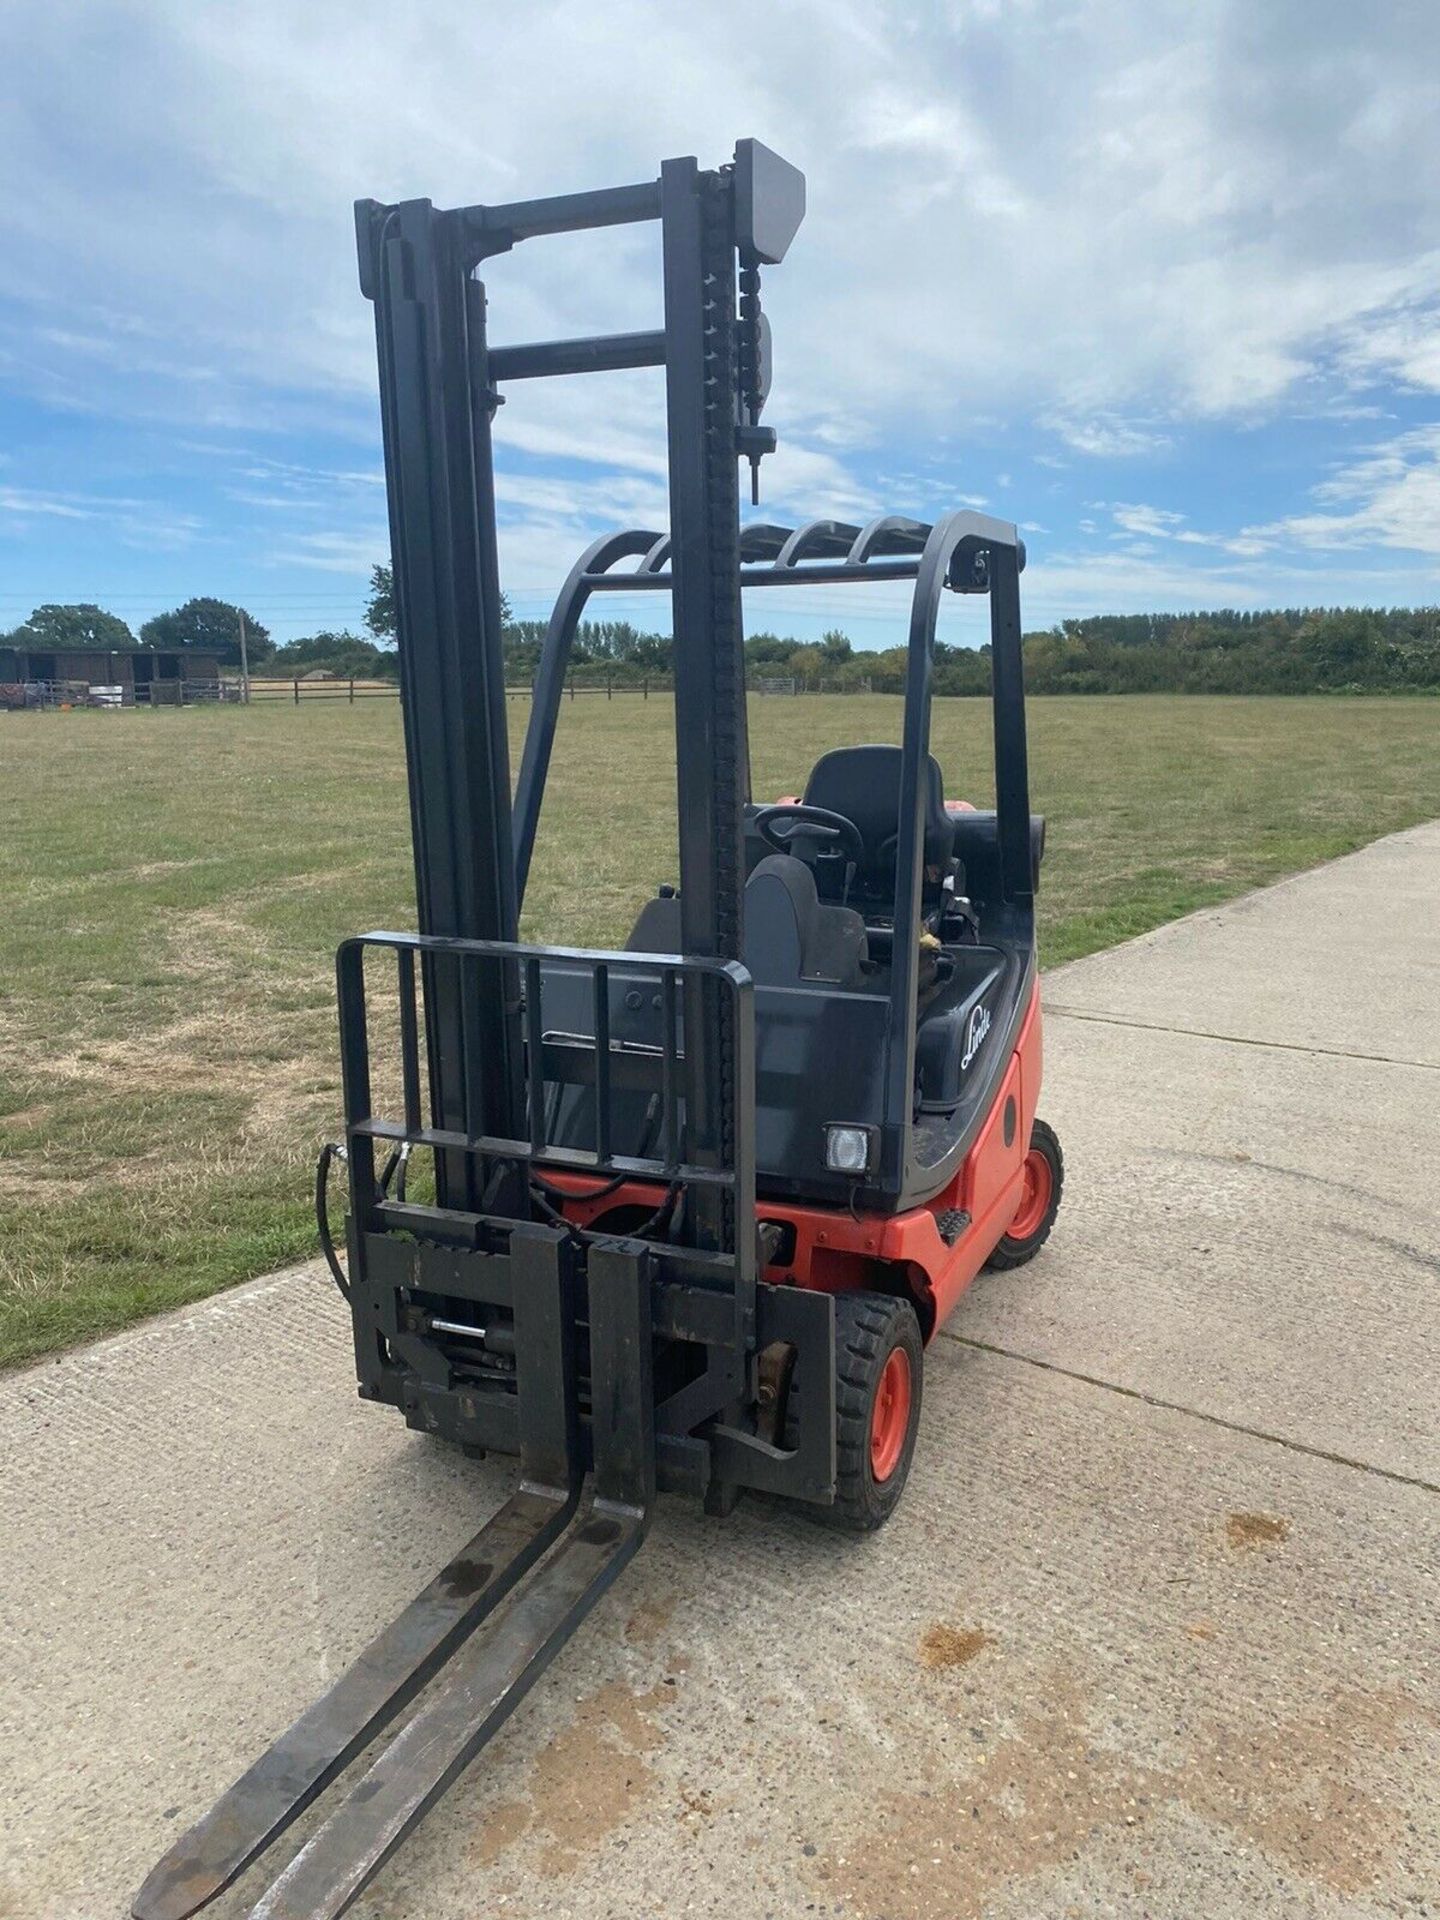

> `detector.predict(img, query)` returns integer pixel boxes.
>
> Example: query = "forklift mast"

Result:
[354,141,804,1250]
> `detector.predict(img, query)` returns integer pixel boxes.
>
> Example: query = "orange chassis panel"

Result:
[547,981,1042,1343]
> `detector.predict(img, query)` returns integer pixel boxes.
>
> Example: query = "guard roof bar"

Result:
[512,511,1030,912]
[577,510,1026,589]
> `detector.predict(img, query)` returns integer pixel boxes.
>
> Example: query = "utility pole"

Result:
[238,610,251,705]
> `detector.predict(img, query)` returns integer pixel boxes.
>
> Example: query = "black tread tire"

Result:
[984,1117,1064,1271]
[792,1290,924,1533]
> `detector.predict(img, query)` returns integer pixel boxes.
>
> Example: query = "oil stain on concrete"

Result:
[1225,1510,1290,1549]
[918,1624,993,1671]
[471,1679,673,1879]
[821,1666,1435,1919]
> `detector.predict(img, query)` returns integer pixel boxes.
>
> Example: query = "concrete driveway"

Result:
[4,821,1438,1920]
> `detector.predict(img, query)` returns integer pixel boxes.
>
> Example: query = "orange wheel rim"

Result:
[869,1346,913,1483]
[1008,1147,1053,1242]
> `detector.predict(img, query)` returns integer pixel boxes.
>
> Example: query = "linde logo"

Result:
[961,1002,992,1071]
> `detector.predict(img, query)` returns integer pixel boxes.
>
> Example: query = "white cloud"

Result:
[265,529,387,574]
[1098,500,1271,561]
[0,486,94,521]
[1110,502,1186,539]
[1024,544,1436,625]
[4,1,1440,445]
[0,483,201,549]
[1246,425,1440,557]
[1045,417,1173,460]
[4,1,1440,613]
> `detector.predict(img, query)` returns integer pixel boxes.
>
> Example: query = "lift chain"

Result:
[737,257,767,507]
[699,167,746,1248]
[737,260,761,419]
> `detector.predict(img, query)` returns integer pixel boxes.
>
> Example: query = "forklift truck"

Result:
[135,137,1061,1920]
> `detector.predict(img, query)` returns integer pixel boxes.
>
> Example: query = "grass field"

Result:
[2,692,1437,1368]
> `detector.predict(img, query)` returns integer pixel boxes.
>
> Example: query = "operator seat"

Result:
[625,857,866,989]
[744,855,866,986]
[801,744,955,904]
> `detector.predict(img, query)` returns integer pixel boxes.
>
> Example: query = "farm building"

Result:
[0,646,224,707]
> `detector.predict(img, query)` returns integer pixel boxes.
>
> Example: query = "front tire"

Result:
[984,1117,1063,1270]
[825,1291,924,1531]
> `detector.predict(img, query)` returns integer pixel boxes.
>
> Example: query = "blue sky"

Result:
[3,0,1440,649]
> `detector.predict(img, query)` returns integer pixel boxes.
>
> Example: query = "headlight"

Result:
[825,1123,876,1175]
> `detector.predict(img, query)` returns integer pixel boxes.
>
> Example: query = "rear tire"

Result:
[984,1117,1063,1270]
[796,1290,924,1532]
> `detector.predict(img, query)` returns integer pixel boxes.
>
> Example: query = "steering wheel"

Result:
[752,803,865,867]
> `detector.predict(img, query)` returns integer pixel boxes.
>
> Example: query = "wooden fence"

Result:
[237,675,670,704]
[243,677,399,702]
[234,673,883,704]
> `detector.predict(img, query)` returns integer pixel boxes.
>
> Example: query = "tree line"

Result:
[369,568,1440,694]
[1014,606,1440,695]
[7,570,1438,695]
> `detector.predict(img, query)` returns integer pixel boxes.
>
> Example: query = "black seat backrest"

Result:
[625,858,866,988]
[802,744,954,898]
[944,809,1047,902]
[744,854,866,987]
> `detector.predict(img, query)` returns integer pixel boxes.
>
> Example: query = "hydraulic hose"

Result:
[315,1141,351,1302]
